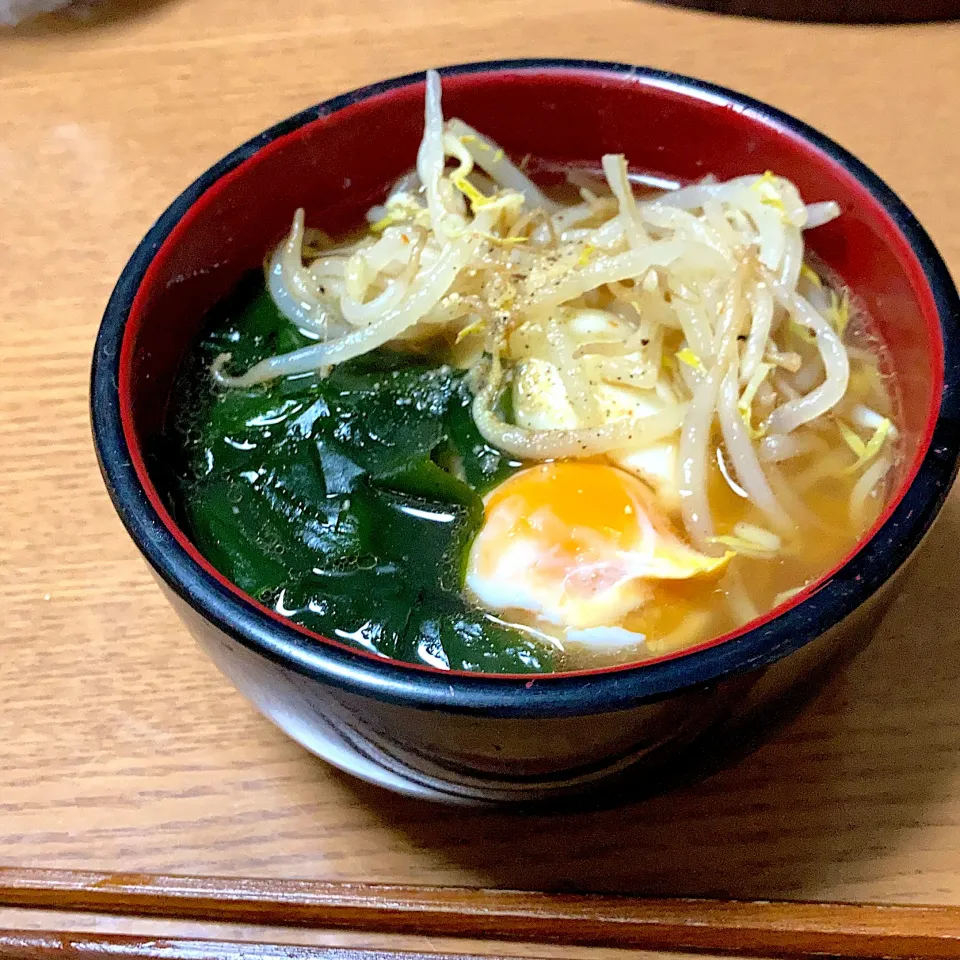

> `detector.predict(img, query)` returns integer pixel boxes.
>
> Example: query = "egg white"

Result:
[511,308,681,510]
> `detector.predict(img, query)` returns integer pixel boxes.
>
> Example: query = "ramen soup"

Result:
[161,71,900,675]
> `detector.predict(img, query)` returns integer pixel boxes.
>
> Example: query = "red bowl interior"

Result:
[118,65,943,678]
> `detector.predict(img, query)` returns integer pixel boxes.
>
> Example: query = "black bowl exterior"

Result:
[156,572,897,803]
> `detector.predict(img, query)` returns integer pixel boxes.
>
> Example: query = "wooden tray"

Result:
[5,0,960,956]
[3,868,960,958]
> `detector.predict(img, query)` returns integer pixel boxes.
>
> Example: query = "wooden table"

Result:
[3,0,960,953]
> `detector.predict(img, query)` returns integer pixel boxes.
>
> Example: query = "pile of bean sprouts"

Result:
[214,70,896,555]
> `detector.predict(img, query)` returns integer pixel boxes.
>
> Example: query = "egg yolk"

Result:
[483,461,650,559]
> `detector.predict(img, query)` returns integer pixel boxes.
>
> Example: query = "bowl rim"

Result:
[91,58,960,718]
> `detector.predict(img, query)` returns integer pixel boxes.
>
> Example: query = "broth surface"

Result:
[161,251,897,673]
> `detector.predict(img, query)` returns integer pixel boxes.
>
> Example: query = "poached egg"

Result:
[465,462,728,643]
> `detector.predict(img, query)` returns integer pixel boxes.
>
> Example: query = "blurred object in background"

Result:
[650,0,960,21]
[1,0,96,25]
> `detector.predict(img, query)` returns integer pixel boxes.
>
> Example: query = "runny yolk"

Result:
[482,461,653,560]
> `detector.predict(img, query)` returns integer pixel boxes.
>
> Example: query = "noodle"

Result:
[602,153,649,248]
[472,369,687,459]
[764,277,850,435]
[851,456,892,528]
[215,238,476,385]
[717,368,792,532]
[741,281,773,383]
[678,360,725,551]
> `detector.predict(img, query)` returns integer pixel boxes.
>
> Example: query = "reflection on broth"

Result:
[160,70,899,675]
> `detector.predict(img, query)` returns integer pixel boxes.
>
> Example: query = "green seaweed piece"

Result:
[163,270,552,673]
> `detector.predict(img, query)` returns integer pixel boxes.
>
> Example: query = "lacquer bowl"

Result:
[91,60,960,804]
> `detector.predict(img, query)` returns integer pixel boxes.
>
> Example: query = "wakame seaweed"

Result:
[159,271,553,673]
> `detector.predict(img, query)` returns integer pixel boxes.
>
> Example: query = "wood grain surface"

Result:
[0,918,950,960]
[5,869,960,958]
[0,933,552,960]
[3,0,960,939]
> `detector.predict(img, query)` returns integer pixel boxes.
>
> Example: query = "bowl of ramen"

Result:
[91,59,960,804]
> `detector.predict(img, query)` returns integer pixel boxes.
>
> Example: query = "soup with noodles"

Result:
[160,70,900,675]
